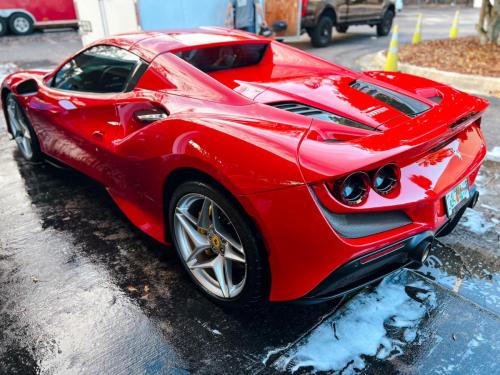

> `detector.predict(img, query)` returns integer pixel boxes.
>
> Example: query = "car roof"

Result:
[95,27,269,62]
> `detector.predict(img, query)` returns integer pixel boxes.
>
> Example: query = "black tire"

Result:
[0,18,7,36]
[377,10,394,37]
[168,180,269,308]
[310,16,333,48]
[5,93,42,162]
[336,24,349,33]
[8,12,34,35]
[305,27,313,38]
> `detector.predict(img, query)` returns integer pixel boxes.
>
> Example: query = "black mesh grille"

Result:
[270,102,377,132]
[350,80,430,117]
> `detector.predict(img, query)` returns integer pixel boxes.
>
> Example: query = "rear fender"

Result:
[106,108,309,242]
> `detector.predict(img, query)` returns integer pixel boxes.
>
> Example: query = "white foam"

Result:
[271,273,436,373]
[419,255,457,289]
[486,146,500,162]
[460,209,496,235]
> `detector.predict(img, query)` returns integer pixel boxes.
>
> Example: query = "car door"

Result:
[364,0,384,20]
[26,45,150,183]
[334,1,349,24]
[347,0,372,21]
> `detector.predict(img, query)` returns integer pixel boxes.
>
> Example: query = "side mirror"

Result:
[14,79,39,96]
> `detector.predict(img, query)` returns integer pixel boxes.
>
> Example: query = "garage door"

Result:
[138,0,229,30]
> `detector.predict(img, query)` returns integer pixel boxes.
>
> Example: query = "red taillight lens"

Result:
[330,172,370,206]
[301,0,309,17]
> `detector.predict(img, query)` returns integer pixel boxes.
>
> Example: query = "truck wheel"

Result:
[9,12,34,36]
[310,16,333,48]
[376,10,394,37]
[336,24,349,33]
[0,18,7,36]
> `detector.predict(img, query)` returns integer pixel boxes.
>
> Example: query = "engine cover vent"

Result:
[270,102,377,131]
[350,80,430,117]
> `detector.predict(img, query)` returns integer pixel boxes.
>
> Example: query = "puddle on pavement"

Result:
[0,134,337,374]
[268,271,436,373]
[418,242,500,315]
[264,271,500,375]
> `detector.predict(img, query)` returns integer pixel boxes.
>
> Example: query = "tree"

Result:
[476,0,500,44]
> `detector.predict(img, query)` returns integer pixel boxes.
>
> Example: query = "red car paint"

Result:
[1,28,488,301]
[0,0,77,27]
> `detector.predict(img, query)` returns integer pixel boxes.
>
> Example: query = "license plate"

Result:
[444,179,470,217]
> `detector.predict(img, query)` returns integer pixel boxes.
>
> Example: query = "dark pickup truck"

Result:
[301,0,396,47]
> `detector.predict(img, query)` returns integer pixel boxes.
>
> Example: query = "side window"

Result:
[51,45,143,93]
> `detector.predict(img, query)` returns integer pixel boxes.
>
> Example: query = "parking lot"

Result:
[0,6,499,374]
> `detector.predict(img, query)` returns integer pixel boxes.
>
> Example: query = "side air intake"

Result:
[270,102,377,131]
[350,80,430,117]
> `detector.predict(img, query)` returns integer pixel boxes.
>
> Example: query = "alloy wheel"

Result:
[7,96,34,160]
[174,193,247,299]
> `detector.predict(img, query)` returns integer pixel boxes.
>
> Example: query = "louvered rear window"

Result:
[350,80,430,117]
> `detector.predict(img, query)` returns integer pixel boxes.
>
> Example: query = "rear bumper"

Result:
[299,231,434,303]
[243,123,486,302]
[300,189,479,303]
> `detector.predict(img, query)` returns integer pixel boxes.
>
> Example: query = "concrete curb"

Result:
[356,51,500,98]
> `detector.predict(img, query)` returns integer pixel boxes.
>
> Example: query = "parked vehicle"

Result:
[301,0,396,47]
[0,0,78,36]
[1,29,487,307]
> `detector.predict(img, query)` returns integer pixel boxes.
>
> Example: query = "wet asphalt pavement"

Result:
[1,6,499,374]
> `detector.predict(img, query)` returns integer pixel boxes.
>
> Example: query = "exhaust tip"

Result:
[412,237,434,267]
[421,242,432,263]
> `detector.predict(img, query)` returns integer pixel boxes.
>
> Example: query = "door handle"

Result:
[134,108,169,124]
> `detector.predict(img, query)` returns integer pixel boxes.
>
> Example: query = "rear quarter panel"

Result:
[105,95,312,243]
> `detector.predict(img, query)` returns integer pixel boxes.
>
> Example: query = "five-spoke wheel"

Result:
[169,181,268,307]
[174,193,247,299]
[6,94,41,161]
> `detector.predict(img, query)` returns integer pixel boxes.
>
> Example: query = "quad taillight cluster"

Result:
[328,164,400,206]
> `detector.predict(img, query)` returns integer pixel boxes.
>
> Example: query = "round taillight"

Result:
[335,172,369,206]
[373,164,399,195]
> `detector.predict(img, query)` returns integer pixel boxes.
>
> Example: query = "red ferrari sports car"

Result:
[1,28,488,306]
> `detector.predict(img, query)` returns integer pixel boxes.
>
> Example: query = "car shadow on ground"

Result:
[1,139,499,375]
[1,142,341,373]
